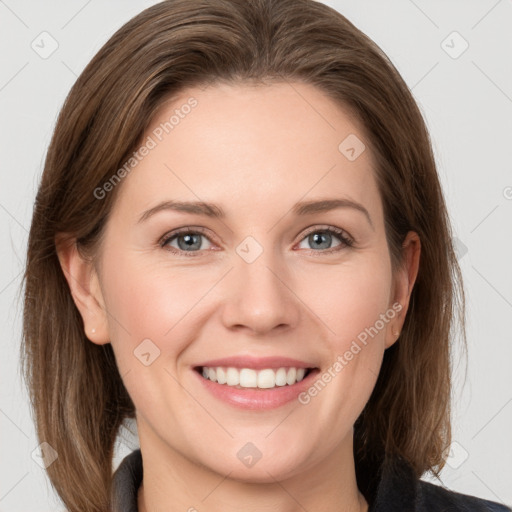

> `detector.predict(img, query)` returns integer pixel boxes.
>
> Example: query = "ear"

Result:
[385,231,421,349]
[55,234,110,345]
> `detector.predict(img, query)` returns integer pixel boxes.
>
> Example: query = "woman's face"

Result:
[86,81,415,481]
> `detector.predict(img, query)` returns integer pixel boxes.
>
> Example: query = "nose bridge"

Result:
[220,235,299,334]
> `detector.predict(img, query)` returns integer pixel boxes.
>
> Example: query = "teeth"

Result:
[286,367,297,385]
[226,367,239,386]
[216,367,227,384]
[240,368,258,387]
[200,366,308,389]
[275,367,287,386]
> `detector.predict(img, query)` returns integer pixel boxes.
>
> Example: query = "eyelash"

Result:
[159,225,354,258]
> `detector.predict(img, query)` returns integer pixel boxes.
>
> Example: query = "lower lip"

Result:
[193,368,319,410]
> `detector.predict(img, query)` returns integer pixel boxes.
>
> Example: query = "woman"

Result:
[21,0,511,511]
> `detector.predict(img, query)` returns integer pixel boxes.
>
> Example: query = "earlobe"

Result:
[55,234,110,345]
[385,231,421,348]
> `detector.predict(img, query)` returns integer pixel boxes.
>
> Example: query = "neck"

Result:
[136,422,368,512]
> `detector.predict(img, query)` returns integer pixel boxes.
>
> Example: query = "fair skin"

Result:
[58,81,420,512]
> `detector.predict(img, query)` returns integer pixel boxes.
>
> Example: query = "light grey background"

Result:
[1,0,511,510]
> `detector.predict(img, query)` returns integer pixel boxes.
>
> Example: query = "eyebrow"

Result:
[138,198,373,228]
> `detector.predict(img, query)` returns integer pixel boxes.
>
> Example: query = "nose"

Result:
[220,251,300,336]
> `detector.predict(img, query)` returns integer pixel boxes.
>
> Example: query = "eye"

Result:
[296,226,354,253]
[160,227,214,256]
[159,225,354,257]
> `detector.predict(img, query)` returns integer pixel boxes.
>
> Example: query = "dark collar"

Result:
[111,449,511,512]
[112,449,143,512]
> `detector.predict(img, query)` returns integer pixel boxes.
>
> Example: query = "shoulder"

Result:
[417,479,511,512]
[366,454,511,512]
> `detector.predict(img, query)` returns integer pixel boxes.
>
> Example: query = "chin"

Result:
[210,457,304,484]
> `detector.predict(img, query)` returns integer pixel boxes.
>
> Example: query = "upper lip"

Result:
[194,356,316,370]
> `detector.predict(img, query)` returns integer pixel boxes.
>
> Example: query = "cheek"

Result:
[304,254,393,346]
[298,254,393,417]
[100,252,220,367]
[99,255,204,416]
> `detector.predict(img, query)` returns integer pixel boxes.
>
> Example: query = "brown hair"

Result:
[21,0,465,510]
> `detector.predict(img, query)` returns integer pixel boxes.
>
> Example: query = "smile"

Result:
[197,366,313,389]
[193,364,320,410]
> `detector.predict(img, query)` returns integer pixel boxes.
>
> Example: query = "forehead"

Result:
[113,81,381,224]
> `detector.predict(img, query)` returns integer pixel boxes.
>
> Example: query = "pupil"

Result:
[179,233,201,251]
[311,232,330,249]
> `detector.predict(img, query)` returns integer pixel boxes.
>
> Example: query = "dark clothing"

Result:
[111,449,511,511]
